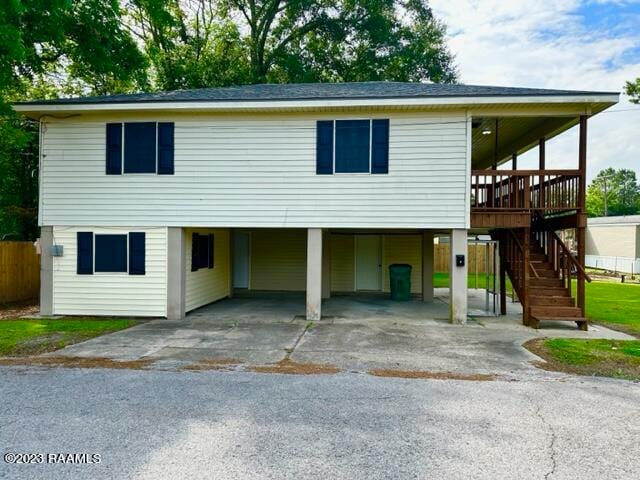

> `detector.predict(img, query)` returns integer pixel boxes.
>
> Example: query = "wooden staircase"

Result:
[495,227,589,330]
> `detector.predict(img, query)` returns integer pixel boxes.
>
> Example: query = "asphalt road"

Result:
[1,366,639,480]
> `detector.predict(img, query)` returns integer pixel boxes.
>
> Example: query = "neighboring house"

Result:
[586,215,640,274]
[14,82,618,328]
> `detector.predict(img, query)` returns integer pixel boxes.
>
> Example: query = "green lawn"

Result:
[0,318,137,356]
[433,273,513,292]
[576,282,640,336]
[526,338,640,381]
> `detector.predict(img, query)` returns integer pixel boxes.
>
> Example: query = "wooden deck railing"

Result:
[471,170,582,213]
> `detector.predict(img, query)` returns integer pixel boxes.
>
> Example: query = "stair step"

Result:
[529,277,563,287]
[529,287,571,297]
[531,306,583,318]
[529,295,575,307]
[532,316,586,323]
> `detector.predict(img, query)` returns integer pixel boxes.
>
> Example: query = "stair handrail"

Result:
[550,232,592,283]
[506,229,540,279]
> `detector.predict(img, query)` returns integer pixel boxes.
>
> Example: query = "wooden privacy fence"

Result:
[435,244,495,274]
[0,241,40,303]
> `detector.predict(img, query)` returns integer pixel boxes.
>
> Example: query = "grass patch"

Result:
[525,338,640,381]
[0,318,137,356]
[433,273,513,293]
[572,282,640,336]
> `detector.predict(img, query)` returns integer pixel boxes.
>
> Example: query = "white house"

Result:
[586,215,640,274]
[14,82,619,328]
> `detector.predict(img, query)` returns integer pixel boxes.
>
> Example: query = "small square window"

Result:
[95,234,128,272]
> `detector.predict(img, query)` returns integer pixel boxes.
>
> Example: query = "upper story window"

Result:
[106,122,174,175]
[316,119,389,175]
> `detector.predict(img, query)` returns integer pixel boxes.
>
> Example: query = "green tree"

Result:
[128,0,457,88]
[626,78,640,104]
[0,0,148,240]
[586,168,640,217]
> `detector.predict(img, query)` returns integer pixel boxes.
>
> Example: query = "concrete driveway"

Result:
[49,294,633,377]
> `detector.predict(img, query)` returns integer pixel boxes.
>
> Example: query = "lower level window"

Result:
[77,231,145,275]
[95,234,127,272]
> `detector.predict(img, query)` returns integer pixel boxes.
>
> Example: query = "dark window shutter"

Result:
[316,121,333,174]
[335,120,370,173]
[208,234,214,268]
[157,122,174,175]
[124,122,157,173]
[371,119,389,174]
[191,233,200,271]
[106,124,122,175]
[129,232,146,275]
[77,232,93,274]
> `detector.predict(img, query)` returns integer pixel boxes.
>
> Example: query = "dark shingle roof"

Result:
[17,82,617,106]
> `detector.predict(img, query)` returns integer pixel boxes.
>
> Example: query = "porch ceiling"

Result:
[472,116,577,169]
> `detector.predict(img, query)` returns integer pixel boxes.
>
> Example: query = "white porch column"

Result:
[167,227,186,320]
[306,228,323,321]
[322,230,331,299]
[422,231,434,302]
[449,229,468,324]
[39,226,54,316]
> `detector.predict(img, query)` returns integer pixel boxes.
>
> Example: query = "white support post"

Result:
[167,227,186,320]
[422,231,434,302]
[306,228,323,321]
[449,229,468,324]
[322,230,331,299]
[39,226,53,316]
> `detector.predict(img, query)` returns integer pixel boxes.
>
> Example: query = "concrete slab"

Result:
[47,293,634,377]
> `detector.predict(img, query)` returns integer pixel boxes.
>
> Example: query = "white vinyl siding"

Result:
[185,228,231,312]
[40,112,468,229]
[52,226,167,316]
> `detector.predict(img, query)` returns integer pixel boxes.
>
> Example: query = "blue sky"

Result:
[430,0,640,181]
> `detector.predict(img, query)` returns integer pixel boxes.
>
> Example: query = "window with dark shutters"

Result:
[129,232,146,275]
[316,119,389,175]
[77,232,94,274]
[106,122,175,175]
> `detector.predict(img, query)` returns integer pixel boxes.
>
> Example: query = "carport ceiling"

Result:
[471,116,579,169]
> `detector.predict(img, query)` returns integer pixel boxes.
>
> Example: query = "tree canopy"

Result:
[626,78,640,104]
[126,0,457,89]
[1,0,457,240]
[586,168,640,218]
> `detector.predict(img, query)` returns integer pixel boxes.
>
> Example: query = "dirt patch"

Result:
[369,368,497,381]
[183,358,244,371]
[0,300,39,320]
[249,359,341,375]
[524,338,640,380]
[0,356,154,370]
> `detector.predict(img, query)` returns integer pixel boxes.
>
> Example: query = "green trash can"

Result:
[389,264,412,301]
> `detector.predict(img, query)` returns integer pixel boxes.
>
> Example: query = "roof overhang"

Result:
[13,93,619,118]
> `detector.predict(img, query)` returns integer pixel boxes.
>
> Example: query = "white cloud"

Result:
[431,0,640,181]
